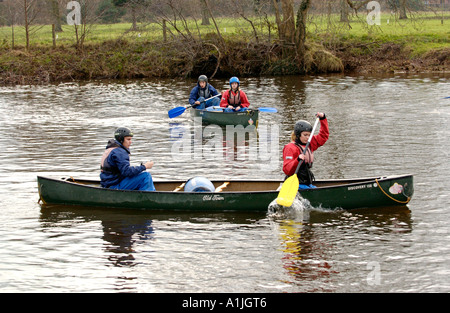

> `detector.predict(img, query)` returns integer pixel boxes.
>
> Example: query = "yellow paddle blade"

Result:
[276,175,299,207]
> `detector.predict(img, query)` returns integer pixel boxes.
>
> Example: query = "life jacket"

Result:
[227,89,241,107]
[100,139,121,174]
[295,142,315,185]
[296,143,314,167]
[197,84,211,99]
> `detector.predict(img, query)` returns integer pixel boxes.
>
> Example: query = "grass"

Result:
[308,11,449,56]
[1,11,448,55]
[0,17,266,47]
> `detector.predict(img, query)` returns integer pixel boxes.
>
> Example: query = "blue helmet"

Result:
[229,76,240,86]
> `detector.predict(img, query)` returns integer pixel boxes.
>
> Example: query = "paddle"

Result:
[168,94,221,118]
[257,107,277,113]
[276,117,320,207]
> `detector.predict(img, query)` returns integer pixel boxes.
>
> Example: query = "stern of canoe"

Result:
[37,176,279,212]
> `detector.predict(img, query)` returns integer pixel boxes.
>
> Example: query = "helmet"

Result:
[198,75,208,83]
[114,127,133,143]
[229,76,240,86]
[294,120,312,137]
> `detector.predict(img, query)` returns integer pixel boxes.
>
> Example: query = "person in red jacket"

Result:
[220,76,250,112]
[282,112,329,189]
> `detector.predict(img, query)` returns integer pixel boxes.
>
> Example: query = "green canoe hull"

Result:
[191,108,259,126]
[37,174,414,212]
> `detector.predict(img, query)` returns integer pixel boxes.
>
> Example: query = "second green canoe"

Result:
[191,108,259,127]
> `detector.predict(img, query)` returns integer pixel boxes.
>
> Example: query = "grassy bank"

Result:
[1,12,448,85]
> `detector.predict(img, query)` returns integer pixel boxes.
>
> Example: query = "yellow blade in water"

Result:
[276,175,299,207]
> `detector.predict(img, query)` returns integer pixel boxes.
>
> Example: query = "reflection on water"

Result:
[269,204,413,292]
[0,73,449,292]
[37,204,271,292]
[169,117,280,172]
[278,219,340,293]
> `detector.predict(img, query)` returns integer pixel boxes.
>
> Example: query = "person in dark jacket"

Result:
[188,75,221,109]
[100,127,155,191]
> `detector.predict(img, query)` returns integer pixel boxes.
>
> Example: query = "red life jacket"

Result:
[296,143,314,167]
[227,89,241,107]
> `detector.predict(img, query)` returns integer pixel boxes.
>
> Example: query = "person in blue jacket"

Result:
[100,127,155,191]
[188,75,221,109]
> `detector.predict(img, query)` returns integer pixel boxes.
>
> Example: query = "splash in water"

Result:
[267,194,313,221]
[268,194,343,220]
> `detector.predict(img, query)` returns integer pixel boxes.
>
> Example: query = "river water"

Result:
[0,74,449,293]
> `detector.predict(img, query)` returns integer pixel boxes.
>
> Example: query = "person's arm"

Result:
[143,161,153,169]
[111,150,146,178]
[310,114,329,152]
[188,86,198,106]
[282,144,300,177]
[239,90,250,108]
[220,90,229,108]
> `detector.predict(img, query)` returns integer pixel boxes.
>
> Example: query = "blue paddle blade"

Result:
[444,96,450,99]
[258,107,277,113]
[168,106,187,118]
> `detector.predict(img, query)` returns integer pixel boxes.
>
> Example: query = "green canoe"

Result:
[190,107,259,127]
[37,174,413,212]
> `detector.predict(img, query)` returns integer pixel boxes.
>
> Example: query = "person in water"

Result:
[189,75,221,109]
[219,76,250,112]
[282,113,329,189]
[100,127,155,191]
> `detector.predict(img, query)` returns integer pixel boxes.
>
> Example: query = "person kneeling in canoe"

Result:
[220,76,250,112]
[100,127,155,191]
[282,113,329,189]
[189,75,221,110]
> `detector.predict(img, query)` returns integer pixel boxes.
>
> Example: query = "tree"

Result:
[199,0,210,25]
[386,0,410,19]
[97,0,125,23]
[67,0,104,50]
[399,0,408,19]
[272,0,310,64]
[47,0,62,32]
[340,0,349,23]
[22,0,43,51]
[0,0,19,48]
[113,0,148,30]
[272,0,295,44]
[295,0,310,58]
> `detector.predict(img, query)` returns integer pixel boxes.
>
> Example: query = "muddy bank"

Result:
[335,42,449,74]
[0,39,448,85]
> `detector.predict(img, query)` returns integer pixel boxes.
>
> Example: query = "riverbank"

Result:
[0,38,448,86]
[1,11,449,85]
[336,42,449,74]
